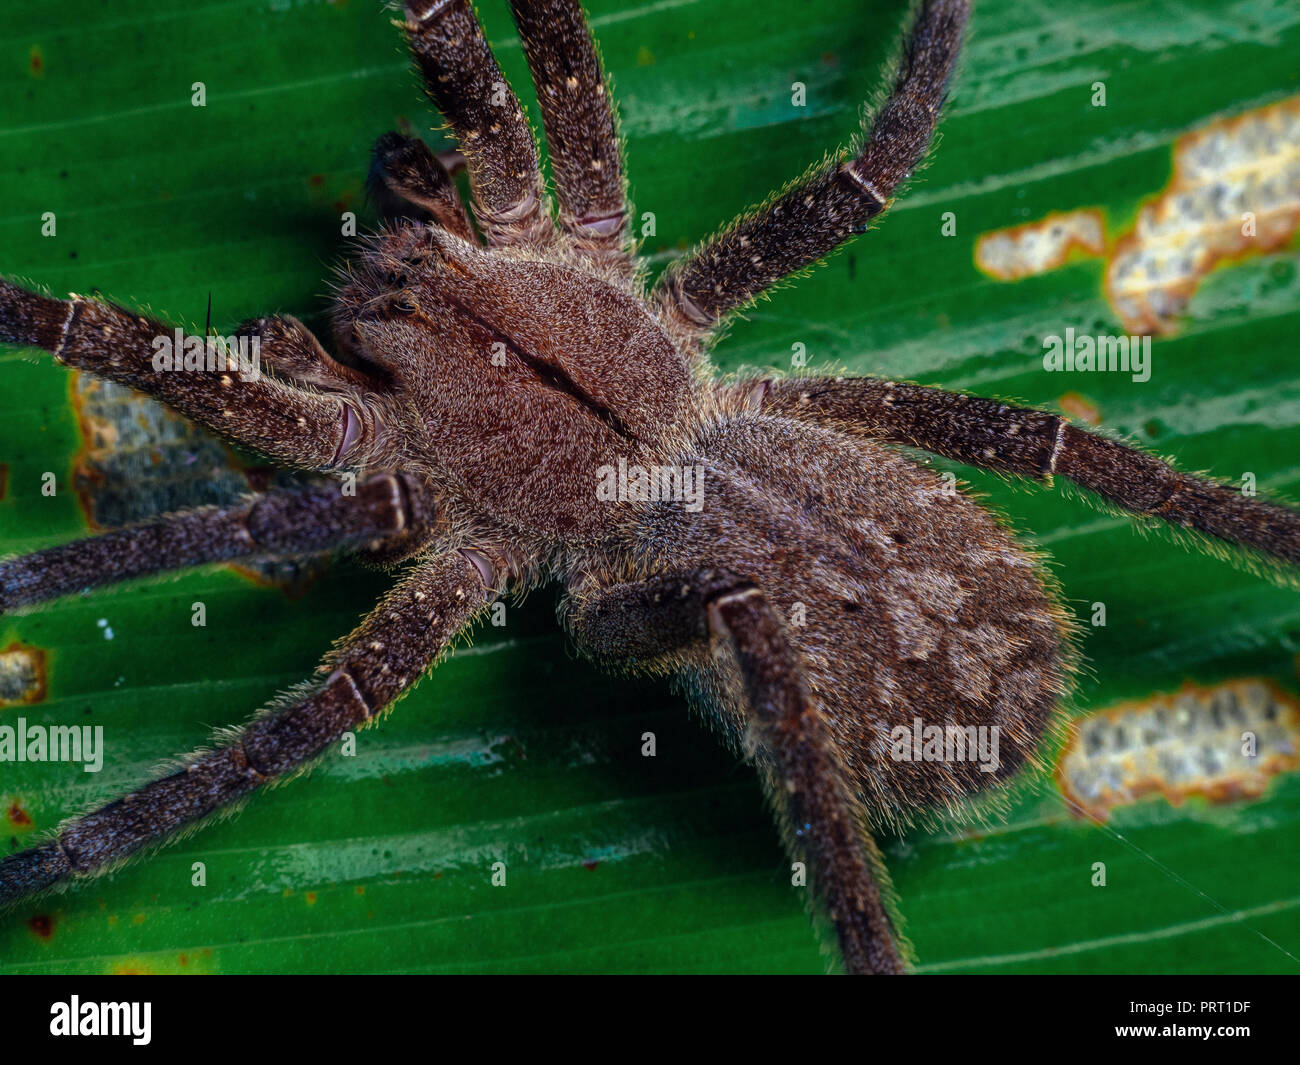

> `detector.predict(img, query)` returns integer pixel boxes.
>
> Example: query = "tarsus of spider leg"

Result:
[654,0,970,334]
[0,475,424,613]
[0,551,492,906]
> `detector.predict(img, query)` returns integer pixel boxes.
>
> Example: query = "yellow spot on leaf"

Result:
[1057,391,1102,425]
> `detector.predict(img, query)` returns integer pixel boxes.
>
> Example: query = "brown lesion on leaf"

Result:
[68,373,330,596]
[8,800,35,828]
[304,172,363,218]
[0,642,47,708]
[1057,678,1300,821]
[1057,391,1101,426]
[974,96,1300,335]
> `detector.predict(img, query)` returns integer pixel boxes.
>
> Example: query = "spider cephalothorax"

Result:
[327,223,698,538]
[1,0,1297,975]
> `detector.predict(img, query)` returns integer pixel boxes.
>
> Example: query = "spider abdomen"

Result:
[635,415,1073,825]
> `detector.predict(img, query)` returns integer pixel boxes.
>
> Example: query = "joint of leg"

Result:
[658,275,715,331]
[707,585,762,619]
[360,473,412,534]
[52,297,84,361]
[330,402,383,468]
[459,543,526,591]
[702,579,762,638]
[398,472,447,536]
[567,208,627,241]
[1045,417,1067,475]
[326,666,375,720]
[836,163,887,215]
[475,190,552,244]
[404,0,454,27]
[0,280,78,352]
[237,744,270,783]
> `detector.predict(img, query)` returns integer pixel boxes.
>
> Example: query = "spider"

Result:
[1,0,1298,975]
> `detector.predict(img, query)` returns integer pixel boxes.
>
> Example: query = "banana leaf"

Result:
[1,0,1297,974]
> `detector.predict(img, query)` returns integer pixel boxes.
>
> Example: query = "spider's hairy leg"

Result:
[508,0,633,273]
[402,0,553,247]
[368,132,476,241]
[0,474,440,612]
[0,280,376,470]
[743,375,1300,575]
[653,0,969,345]
[0,549,496,906]
[567,570,905,975]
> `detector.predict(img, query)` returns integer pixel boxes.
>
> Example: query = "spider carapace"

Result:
[1,0,1297,974]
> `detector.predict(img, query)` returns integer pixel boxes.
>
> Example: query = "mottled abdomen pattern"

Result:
[634,415,1073,828]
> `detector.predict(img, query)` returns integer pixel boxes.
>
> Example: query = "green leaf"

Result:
[1,0,1298,974]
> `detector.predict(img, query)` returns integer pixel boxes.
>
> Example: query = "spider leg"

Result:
[0,280,378,471]
[402,0,553,247]
[0,547,497,905]
[739,375,1300,573]
[507,0,632,273]
[653,0,969,345]
[0,473,440,612]
[567,569,905,974]
[368,132,477,241]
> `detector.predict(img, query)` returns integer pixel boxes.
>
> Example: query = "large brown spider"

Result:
[1,0,1297,974]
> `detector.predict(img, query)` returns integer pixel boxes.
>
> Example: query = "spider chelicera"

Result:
[1,0,1297,974]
